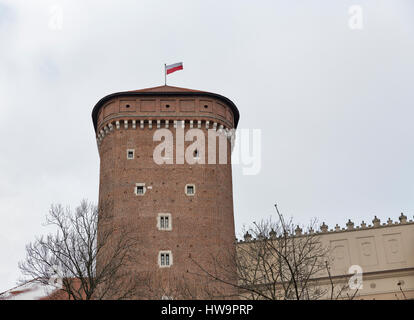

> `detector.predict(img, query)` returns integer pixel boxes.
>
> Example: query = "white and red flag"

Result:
[165,62,183,75]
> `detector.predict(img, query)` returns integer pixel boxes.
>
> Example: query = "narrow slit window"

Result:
[162,216,169,229]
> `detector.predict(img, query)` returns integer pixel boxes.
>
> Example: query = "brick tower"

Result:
[92,85,240,299]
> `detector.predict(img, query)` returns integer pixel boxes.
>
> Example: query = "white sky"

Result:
[0,0,413,293]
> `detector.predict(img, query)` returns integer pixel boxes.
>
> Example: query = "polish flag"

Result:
[166,62,183,75]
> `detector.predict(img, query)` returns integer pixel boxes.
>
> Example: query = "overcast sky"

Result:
[0,0,413,292]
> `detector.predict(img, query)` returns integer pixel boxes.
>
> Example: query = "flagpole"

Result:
[164,63,166,86]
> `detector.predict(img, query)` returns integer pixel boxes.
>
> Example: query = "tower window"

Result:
[204,105,209,109]
[165,104,170,109]
[158,214,172,231]
[185,184,195,196]
[193,149,199,159]
[135,183,146,196]
[126,104,130,109]
[161,216,169,228]
[159,251,172,268]
[127,149,135,160]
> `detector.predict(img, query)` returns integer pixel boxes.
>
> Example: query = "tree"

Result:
[191,204,359,300]
[18,200,145,300]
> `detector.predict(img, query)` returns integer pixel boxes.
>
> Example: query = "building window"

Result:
[127,149,135,160]
[135,183,146,196]
[161,216,169,228]
[158,214,172,231]
[185,184,195,196]
[159,251,172,268]
[193,149,199,159]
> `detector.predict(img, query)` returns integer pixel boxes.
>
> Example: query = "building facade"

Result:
[239,214,414,299]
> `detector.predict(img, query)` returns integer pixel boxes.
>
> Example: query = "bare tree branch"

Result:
[18,200,146,300]
[191,204,357,300]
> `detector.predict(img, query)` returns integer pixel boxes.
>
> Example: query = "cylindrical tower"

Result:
[92,85,240,299]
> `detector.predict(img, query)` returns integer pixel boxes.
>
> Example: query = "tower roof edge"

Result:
[91,85,240,132]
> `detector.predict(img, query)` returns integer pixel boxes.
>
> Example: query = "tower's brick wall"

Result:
[93,88,239,298]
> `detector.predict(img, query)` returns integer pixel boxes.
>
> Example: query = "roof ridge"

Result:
[126,85,206,93]
[0,278,40,297]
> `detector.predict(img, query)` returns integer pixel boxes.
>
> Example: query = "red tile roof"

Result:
[126,85,206,93]
[0,279,81,300]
